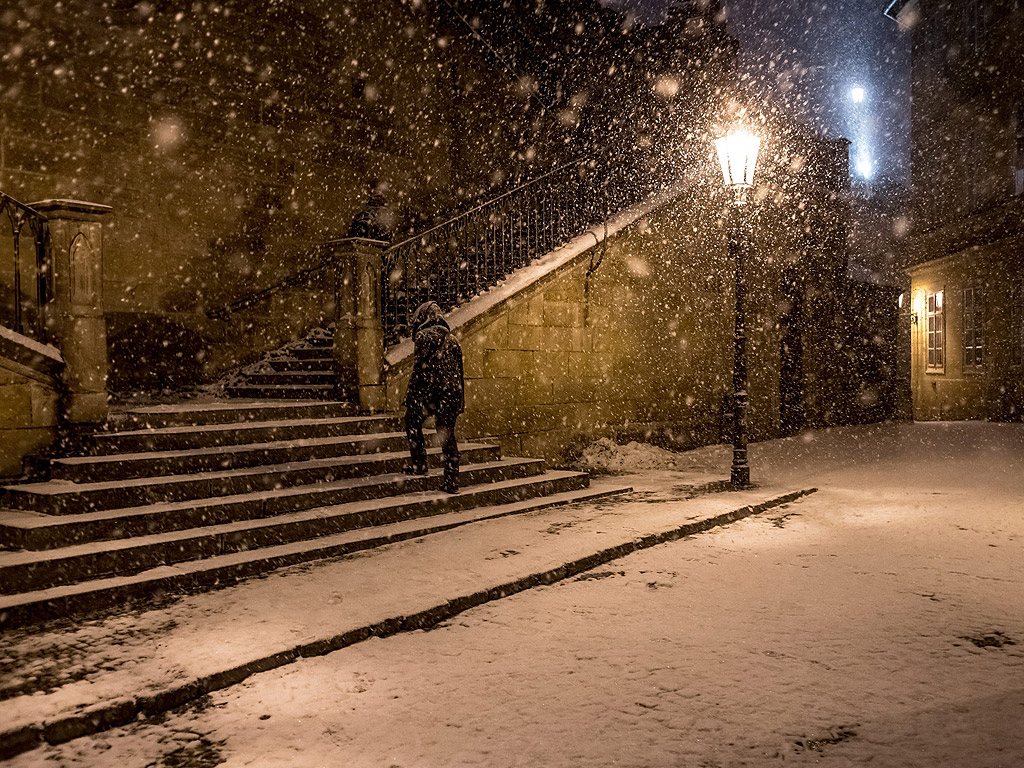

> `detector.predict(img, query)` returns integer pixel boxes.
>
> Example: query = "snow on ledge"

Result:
[385,180,689,368]
[0,324,63,364]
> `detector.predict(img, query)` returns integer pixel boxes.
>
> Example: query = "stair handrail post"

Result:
[333,237,388,412]
[29,199,113,425]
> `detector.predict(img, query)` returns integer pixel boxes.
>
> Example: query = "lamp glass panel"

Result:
[715,130,761,187]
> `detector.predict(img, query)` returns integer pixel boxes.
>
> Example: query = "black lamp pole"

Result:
[728,200,751,488]
[714,125,760,488]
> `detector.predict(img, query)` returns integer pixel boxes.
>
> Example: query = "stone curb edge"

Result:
[0,486,816,760]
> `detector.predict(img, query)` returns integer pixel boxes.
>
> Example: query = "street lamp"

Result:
[714,126,761,488]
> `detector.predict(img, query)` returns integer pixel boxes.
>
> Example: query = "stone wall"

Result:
[908,239,1024,421]
[0,331,62,477]
[383,186,799,460]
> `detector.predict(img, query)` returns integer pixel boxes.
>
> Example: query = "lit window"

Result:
[927,290,944,370]
[963,287,984,368]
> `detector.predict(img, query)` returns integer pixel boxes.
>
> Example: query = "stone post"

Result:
[30,199,113,425]
[332,237,388,412]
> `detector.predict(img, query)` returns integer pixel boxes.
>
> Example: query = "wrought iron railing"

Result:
[206,153,653,347]
[0,192,49,342]
[381,155,643,344]
[205,240,348,320]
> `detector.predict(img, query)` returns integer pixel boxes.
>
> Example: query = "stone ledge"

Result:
[0,327,63,383]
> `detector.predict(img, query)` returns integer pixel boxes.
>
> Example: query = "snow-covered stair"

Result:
[0,400,627,628]
[225,328,339,399]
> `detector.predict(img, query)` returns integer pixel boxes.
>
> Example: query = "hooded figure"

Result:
[404,301,465,493]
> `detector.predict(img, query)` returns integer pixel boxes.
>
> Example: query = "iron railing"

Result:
[206,153,653,347]
[381,155,643,344]
[205,240,348,320]
[0,192,49,342]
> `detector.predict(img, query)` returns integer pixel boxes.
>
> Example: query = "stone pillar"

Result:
[30,199,113,425]
[332,237,388,412]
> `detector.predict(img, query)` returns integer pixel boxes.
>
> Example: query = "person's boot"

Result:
[402,462,428,476]
[440,454,459,494]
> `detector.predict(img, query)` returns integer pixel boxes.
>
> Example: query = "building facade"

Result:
[887,0,1024,420]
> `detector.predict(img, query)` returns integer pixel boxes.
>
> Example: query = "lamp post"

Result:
[714,127,761,488]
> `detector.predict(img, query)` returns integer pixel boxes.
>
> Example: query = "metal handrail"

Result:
[0,192,49,341]
[205,158,590,322]
[205,239,348,320]
[380,153,642,344]
[385,158,587,254]
[203,151,649,346]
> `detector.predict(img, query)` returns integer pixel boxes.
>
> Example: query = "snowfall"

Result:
[3,421,1023,767]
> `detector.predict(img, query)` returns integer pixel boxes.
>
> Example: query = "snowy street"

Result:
[8,422,1023,767]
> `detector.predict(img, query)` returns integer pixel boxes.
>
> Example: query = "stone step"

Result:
[225,384,336,399]
[0,478,625,630]
[245,370,336,386]
[49,431,420,483]
[305,336,332,347]
[0,459,548,591]
[1,442,498,517]
[288,347,336,360]
[85,414,401,455]
[268,357,336,372]
[0,451,530,550]
[107,400,357,430]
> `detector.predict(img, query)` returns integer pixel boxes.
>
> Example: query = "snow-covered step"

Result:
[85,414,401,454]
[268,357,335,372]
[48,431,421,483]
[107,400,357,430]
[0,460,551,592]
[245,370,335,386]
[0,477,627,630]
[0,443,500,517]
[0,449,520,549]
[225,383,337,399]
[287,346,335,359]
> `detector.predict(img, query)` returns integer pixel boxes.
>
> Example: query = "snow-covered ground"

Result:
[7,422,1024,767]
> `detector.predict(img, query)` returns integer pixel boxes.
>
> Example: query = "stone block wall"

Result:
[909,240,1024,421]
[384,187,796,460]
[0,332,62,477]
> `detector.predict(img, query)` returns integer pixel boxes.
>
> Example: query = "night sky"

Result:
[610,0,911,184]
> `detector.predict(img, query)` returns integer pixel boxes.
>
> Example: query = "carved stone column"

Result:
[31,199,113,424]
[333,237,388,412]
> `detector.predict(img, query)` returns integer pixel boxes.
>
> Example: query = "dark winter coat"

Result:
[405,302,465,418]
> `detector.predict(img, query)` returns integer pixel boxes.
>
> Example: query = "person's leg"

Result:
[437,413,460,492]
[404,405,428,474]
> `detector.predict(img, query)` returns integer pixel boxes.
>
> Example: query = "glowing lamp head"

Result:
[856,155,873,179]
[851,86,865,103]
[714,127,761,196]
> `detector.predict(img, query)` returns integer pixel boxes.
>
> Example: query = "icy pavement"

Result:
[5,421,1024,767]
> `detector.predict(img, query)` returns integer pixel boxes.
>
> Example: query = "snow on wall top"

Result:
[384,180,689,368]
[0,324,64,364]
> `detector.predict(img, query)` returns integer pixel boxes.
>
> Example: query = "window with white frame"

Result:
[926,290,944,370]
[963,286,984,368]
[1012,285,1023,367]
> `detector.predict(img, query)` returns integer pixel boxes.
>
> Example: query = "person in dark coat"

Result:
[404,301,465,493]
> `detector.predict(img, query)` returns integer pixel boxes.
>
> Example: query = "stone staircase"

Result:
[225,328,338,399]
[0,400,626,629]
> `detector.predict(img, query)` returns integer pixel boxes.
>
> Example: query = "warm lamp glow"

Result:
[715,128,762,192]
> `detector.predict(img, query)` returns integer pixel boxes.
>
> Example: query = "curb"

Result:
[0,486,815,760]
